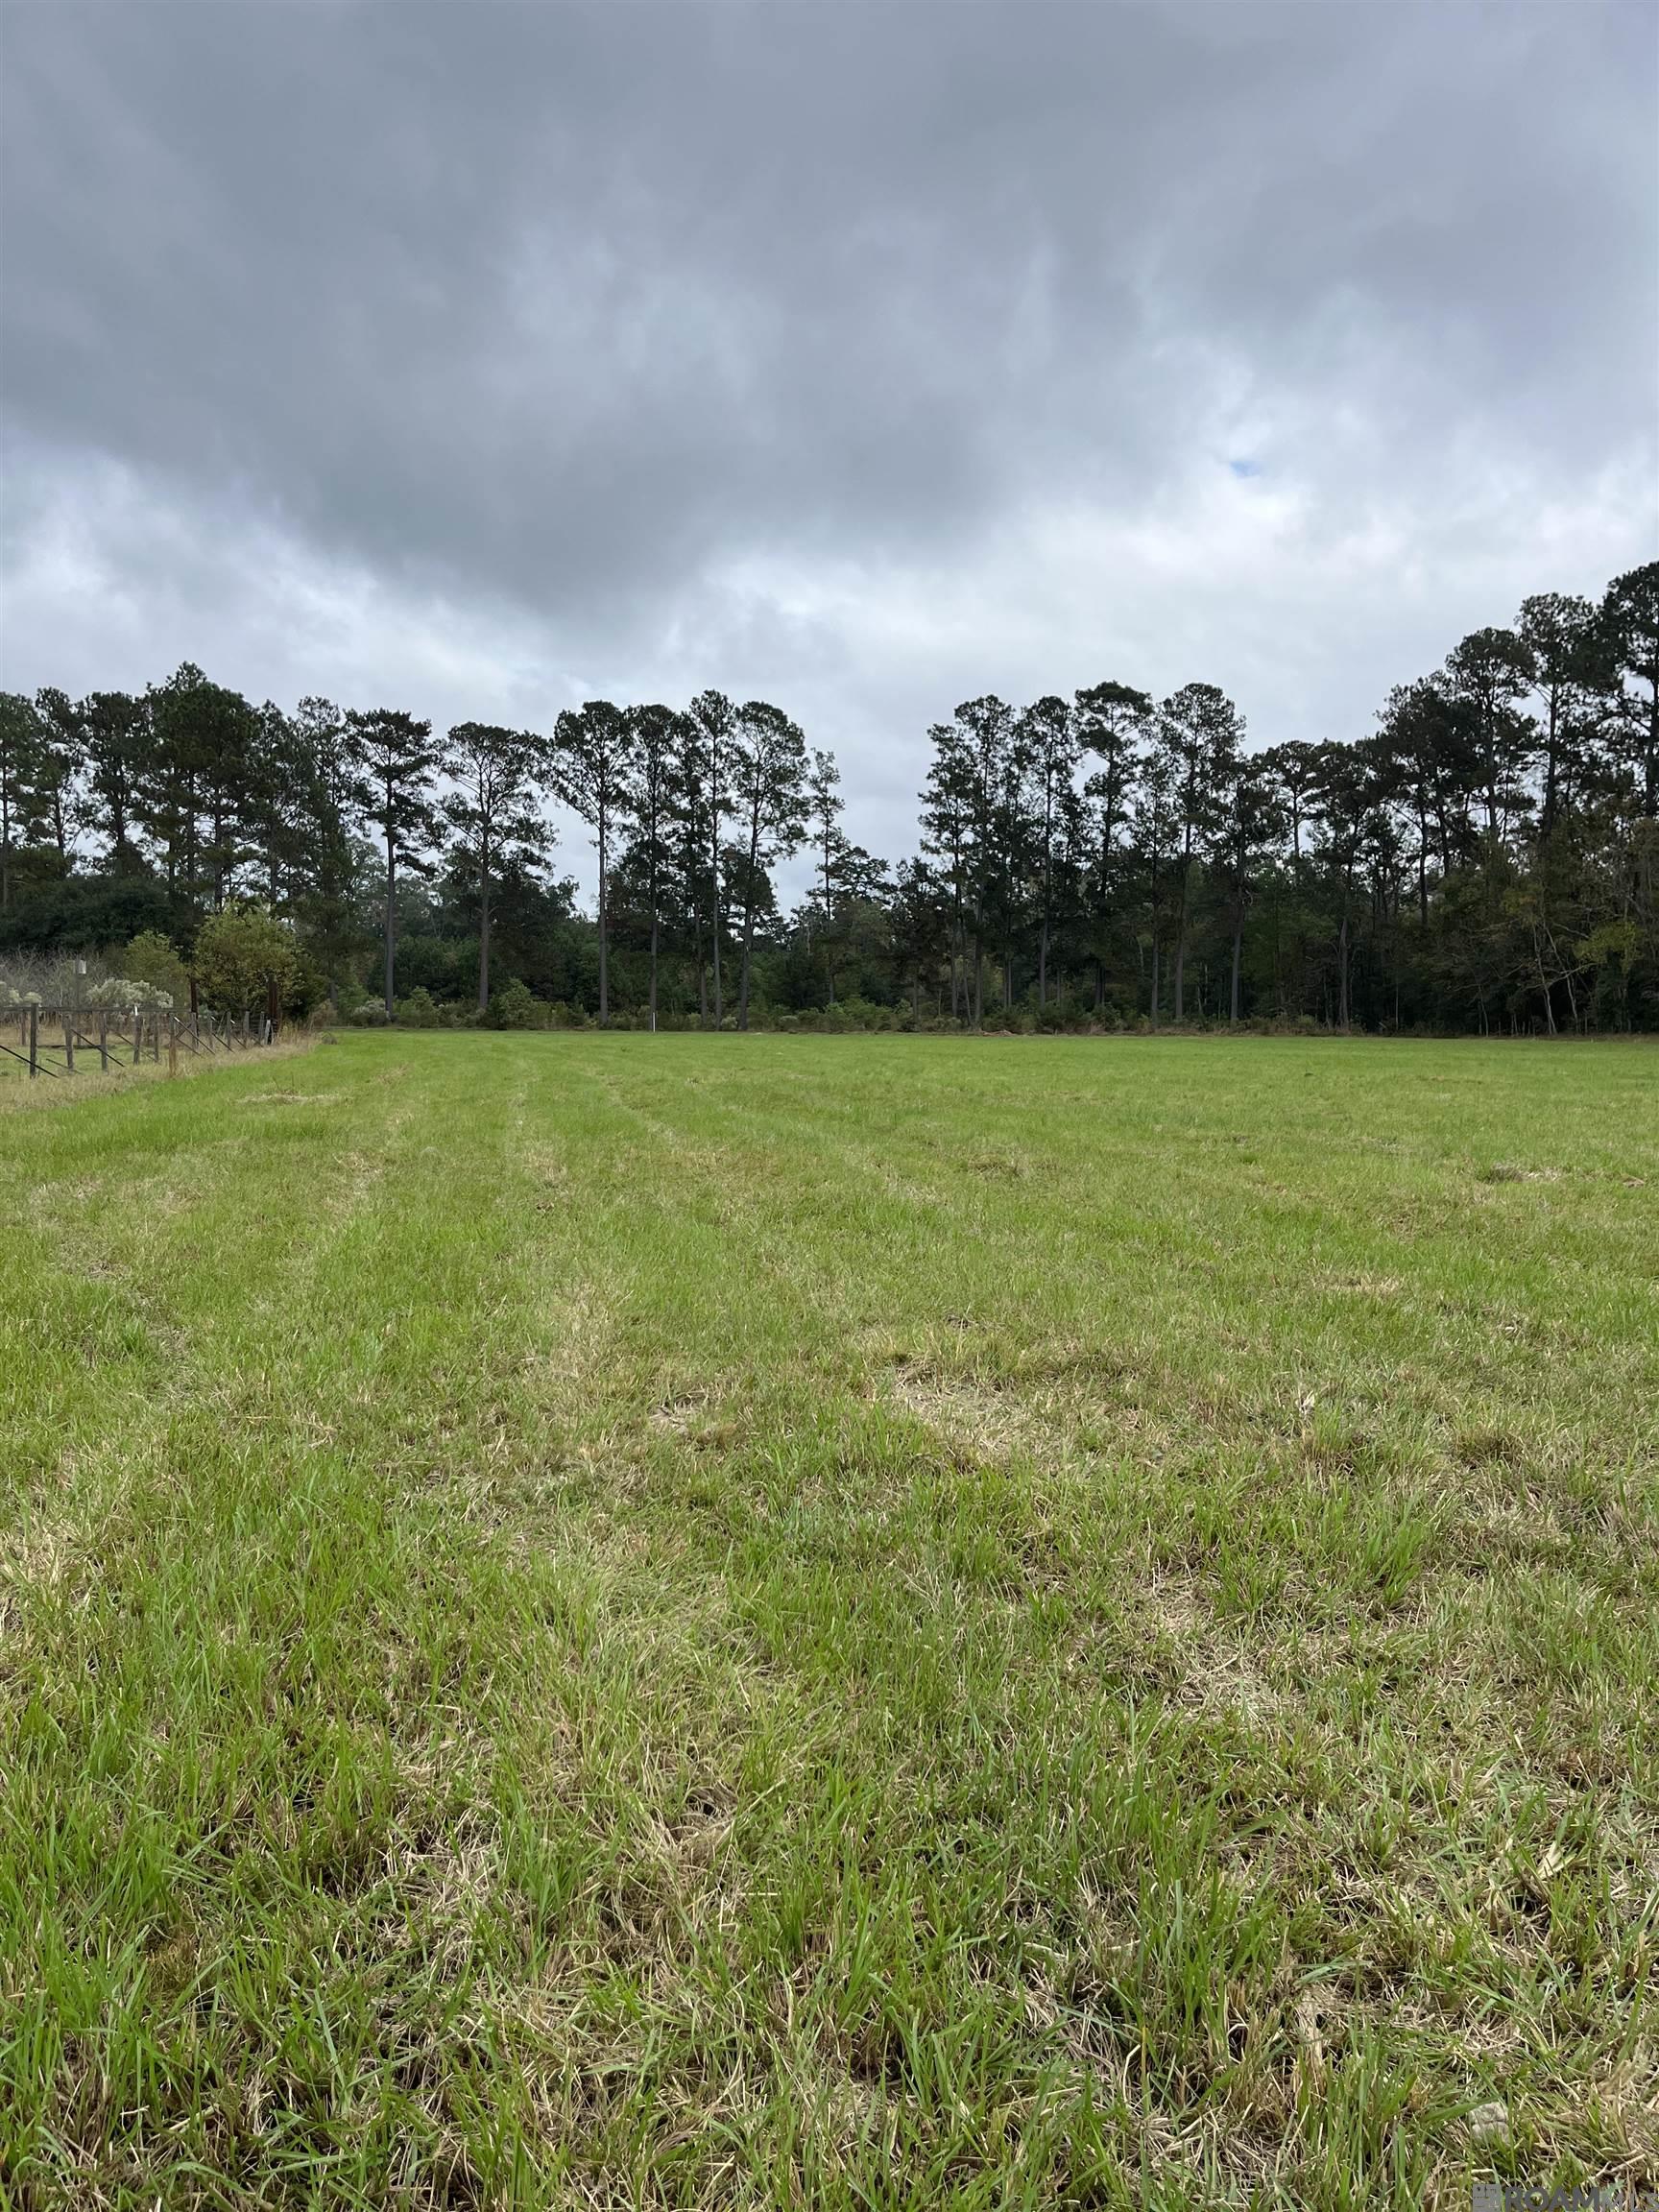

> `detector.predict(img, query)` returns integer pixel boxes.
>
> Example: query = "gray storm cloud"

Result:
[2,1,1654,877]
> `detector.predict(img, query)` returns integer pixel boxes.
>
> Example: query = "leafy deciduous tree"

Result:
[192,901,301,1032]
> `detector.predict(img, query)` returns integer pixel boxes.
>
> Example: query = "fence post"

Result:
[99,1010,108,1071]
[28,1003,38,1079]
[133,1007,143,1066]
[63,1008,74,1074]
[153,1012,160,1063]
[168,1014,179,1077]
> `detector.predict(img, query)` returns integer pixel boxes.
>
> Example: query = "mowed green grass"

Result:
[3,1032,1655,2210]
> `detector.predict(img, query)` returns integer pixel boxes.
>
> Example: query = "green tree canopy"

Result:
[193,902,301,1025]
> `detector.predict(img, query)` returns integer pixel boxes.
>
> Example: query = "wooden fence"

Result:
[2,1003,274,1081]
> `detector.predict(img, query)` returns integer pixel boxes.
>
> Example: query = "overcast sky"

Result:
[2,0,1654,892]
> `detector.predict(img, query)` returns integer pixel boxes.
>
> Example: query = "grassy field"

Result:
[3,1031,1655,2209]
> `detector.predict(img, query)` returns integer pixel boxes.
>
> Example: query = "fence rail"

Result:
[2,1004,275,1080]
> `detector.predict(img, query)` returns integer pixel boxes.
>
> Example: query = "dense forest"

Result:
[1,561,1654,1035]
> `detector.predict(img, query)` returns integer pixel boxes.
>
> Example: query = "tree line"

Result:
[1,561,1654,1034]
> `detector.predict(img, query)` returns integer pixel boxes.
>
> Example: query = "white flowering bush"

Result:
[86,977,175,1010]
[1,948,185,1016]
